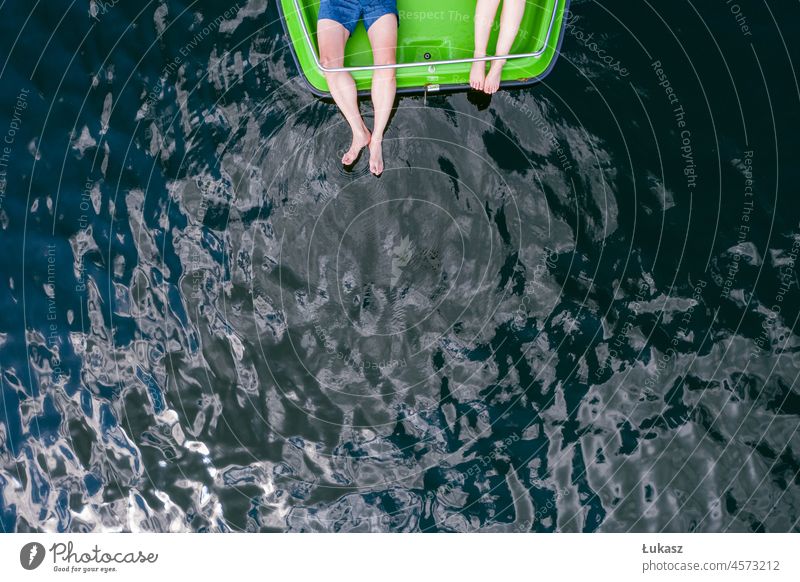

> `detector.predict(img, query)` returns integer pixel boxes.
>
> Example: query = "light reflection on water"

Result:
[0,0,798,533]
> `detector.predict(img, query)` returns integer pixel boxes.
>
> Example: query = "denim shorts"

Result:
[318,0,399,35]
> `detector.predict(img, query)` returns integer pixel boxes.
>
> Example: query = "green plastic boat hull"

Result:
[278,0,569,97]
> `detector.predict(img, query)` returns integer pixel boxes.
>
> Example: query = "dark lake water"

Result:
[0,0,798,532]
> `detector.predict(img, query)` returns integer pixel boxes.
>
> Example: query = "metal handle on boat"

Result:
[289,0,563,73]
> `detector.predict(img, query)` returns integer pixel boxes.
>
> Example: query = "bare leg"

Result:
[318,19,371,165]
[366,13,397,176]
[471,0,502,90]
[484,0,525,94]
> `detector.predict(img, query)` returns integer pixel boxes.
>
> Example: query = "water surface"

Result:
[0,0,798,532]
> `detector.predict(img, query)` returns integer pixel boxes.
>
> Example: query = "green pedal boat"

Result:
[278,0,570,97]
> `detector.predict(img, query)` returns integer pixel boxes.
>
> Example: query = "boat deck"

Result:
[279,0,567,95]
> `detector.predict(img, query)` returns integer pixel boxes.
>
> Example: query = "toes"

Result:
[369,156,383,176]
[482,79,499,94]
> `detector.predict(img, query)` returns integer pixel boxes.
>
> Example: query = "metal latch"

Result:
[423,84,441,106]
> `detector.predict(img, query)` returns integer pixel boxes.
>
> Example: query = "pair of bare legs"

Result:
[318,15,397,176]
[470,0,526,94]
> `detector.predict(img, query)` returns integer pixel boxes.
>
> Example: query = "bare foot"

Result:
[470,59,486,91]
[342,125,371,166]
[483,60,505,94]
[369,138,384,176]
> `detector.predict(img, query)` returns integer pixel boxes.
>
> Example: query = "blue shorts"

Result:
[318,0,399,35]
